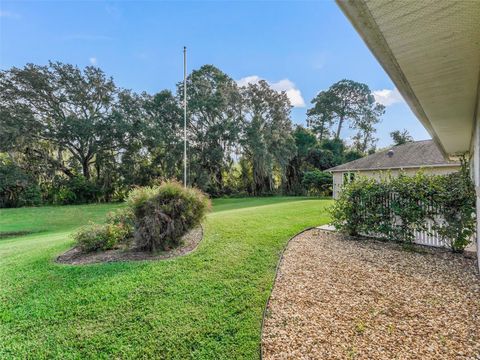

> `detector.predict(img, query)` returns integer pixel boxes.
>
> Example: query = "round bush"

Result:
[130,181,210,252]
[106,207,135,243]
[74,223,127,252]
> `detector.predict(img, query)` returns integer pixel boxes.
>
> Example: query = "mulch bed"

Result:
[56,226,203,265]
[262,229,480,359]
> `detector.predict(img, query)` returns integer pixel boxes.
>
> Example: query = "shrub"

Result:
[331,167,476,252]
[0,159,42,208]
[301,170,332,196]
[331,176,388,237]
[389,172,437,243]
[432,163,476,252]
[126,185,161,209]
[130,181,211,252]
[106,207,135,242]
[74,223,127,252]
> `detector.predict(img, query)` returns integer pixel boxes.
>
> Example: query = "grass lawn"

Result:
[0,197,331,359]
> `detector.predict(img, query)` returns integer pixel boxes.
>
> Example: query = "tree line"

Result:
[0,62,385,207]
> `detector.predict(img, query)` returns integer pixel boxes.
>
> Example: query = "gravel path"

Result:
[262,229,480,359]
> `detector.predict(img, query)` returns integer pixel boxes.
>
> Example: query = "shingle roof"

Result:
[327,140,459,172]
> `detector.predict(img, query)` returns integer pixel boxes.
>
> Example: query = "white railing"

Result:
[355,192,475,249]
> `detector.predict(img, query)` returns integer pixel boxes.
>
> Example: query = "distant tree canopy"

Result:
[390,129,413,146]
[0,62,384,207]
[307,79,385,153]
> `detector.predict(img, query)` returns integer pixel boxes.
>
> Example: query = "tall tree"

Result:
[241,80,296,195]
[306,92,334,141]
[178,65,242,194]
[390,129,413,146]
[285,126,318,194]
[0,62,125,180]
[308,79,384,140]
[351,109,382,153]
[119,90,184,186]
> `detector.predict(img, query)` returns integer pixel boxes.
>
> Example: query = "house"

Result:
[328,140,461,199]
[336,0,480,266]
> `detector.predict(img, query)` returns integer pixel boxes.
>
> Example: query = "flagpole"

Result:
[183,46,187,188]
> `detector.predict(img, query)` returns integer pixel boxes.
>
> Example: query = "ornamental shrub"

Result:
[130,181,211,252]
[126,185,161,209]
[389,172,437,244]
[432,162,476,252]
[106,207,135,243]
[331,167,476,252]
[331,175,392,237]
[74,223,127,252]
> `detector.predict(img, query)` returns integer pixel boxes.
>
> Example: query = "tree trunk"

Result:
[82,158,91,179]
[335,115,344,139]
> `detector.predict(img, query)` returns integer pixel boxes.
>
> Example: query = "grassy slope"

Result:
[0,197,331,359]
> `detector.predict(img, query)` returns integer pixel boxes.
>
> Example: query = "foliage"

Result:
[0,158,42,208]
[130,181,211,251]
[106,207,135,243]
[432,162,476,252]
[390,129,413,146]
[178,65,242,195]
[307,79,384,152]
[53,176,103,205]
[73,205,134,253]
[389,173,436,243]
[1,60,379,206]
[301,170,332,196]
[73,222,127,252]
[0,62,126,181]
[241,80,296,195]
[331,176,380,236]
[126,185,162,209]
[331,169,476,251]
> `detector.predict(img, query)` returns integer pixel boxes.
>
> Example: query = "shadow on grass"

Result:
[211,196,329,213]
[0,230,46,240]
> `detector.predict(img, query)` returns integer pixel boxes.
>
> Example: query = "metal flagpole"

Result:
[183,46,187,187]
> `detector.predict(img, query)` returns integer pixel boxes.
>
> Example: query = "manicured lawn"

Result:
[0,197,331,359]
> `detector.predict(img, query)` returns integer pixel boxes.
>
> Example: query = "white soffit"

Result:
[337,0,480,156]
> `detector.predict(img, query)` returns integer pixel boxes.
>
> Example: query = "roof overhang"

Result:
[337,0,480,158]
[328,163,460,173]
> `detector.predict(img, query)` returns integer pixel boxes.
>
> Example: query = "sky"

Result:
[0,0,430,148]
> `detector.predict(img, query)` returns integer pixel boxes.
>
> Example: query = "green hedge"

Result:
[331,164,476,252]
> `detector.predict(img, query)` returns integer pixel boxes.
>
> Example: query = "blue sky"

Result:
[0,0,430,148]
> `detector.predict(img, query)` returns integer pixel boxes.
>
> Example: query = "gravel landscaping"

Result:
[262,229,480,359]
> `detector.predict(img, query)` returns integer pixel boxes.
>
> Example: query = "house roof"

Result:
[328,140,460,173]
[336,0,480,157]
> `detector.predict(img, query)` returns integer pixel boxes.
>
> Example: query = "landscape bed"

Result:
[56,226,203,265]
[0,197,331,359]
[262,229,480,359]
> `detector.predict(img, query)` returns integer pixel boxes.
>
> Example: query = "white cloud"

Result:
[236,75,261,87]
[373,88,404,106]
[89,57,97,65]
[0,10,20,18]
[236,75,306,108]
[270,79,306,107]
